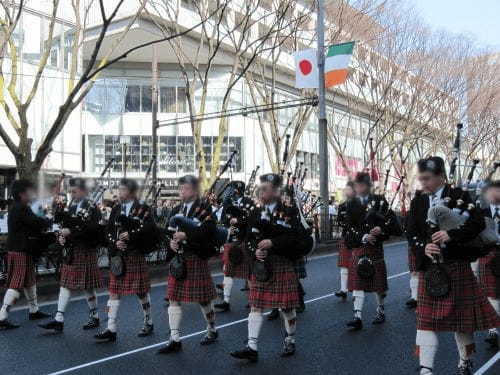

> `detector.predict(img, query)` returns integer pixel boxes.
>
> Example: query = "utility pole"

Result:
[317,0,331,241]
[152,45,159,197]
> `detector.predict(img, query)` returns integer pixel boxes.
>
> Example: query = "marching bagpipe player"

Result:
[334,181,356,301]
[39,178,103,333]
[214,180,254,313]
[407,157,499,375]
[0,180,51,330]
[94,178,158,342]
[230,173,310,362]
[475,180,500,349]
[157,175,219,355]
[344,172,393,331]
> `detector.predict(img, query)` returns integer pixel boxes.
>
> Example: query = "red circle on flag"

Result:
[299,59,313,75]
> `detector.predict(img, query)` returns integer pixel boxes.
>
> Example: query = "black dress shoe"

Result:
[267,308,280,321]
[216,283,224,291]
[484,331,499,348]
[138,323,154,337]
[281,339,296,357]
[346,317,363,331]
[83,317,100,330]
[240,286,250,292]
[157,340,182,354]
[372,312,386,325]
[335,291,347,300]
[0,319,20,330]
[457,360,473,375]
[214,301,230,312]
[200,330,218,345]
[29,311,51,320]
[38,320,64,332]
[230,346,258,362]
[94,329,117,342]
[405,299,417,309]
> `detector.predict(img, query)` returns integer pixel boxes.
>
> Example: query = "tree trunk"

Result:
[15,154,39,182]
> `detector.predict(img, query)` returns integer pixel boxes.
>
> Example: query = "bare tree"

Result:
[0,0,216,180]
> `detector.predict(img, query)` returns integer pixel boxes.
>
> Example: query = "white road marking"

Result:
[46,269,410,375]
[474,352,500,375]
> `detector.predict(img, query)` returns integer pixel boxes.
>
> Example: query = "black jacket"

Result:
[406,184,486,270]
[247,200,304,261]
[106,200,157,256]
[7,201,50,254]
[59,199,102,248]
[343,194,391,249]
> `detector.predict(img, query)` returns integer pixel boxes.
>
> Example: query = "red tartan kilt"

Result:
[248,255,300,310]
[6,252,36,289]
[408,247,417,273]
[109,254,150,295]
[478,250,500,299]
[222,243,251,280]
[417,260,500,332]
[348,245,388,293]
[59,247,102,291]
[167,254,216,303]
[337,239,351,268]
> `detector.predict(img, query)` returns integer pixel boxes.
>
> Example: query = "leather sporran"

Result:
[253,259,273,282]
[169,253,187,281]
[110,255,124,277]
[357,256,375,280]
[489,254,500,278]
[424,263,450,297]
[228,244,243,265]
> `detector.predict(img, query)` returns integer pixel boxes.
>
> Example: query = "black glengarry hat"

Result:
[178,175,199,188]
[259,173,282,188]
[354,172,372,187]
[69,177,87,190]
[119,178,139,193]
[417,156,446,175]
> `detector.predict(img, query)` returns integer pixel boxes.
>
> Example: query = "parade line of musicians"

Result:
[0,156,499,375]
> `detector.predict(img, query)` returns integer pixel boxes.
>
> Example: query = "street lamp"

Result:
[120,135,131,178]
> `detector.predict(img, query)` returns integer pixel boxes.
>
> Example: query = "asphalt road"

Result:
[2,242,499,375]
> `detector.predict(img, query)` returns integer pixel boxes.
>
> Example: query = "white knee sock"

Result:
[248,311,264,351]
[139,294,152,325]
[84,290,99,319]
[353,290,365,318]
[168,305,183,342]
[0,289,20,320]
[223,276,233,303]
[340,267,348,292]
[470,260,479,279]
[375,293,385,314]
[55,287,71,322]
[106,300,120,333]
[487,297,499,334]
[416,330,439,374]
[410,273,419,300]
[23,285,39,314]
[200,302,216,333]
[281,309,297,343]
[454,332,475,366]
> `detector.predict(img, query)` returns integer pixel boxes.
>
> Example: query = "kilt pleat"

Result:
[348,245,388,293]
[337,239,351,268]
[478,250,500,299]
[408,247,417,273]
[249,255,300,310]
[167,254,216,303]
[59,247,102,290]
[417,260,500,332]
[222,243,251,280]
[109,254,150,295]
[6,252,36,289]
[294,257,307,279]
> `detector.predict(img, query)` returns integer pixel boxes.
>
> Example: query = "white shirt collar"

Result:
[491,204,499,218]
[183,200,195,216]
[429,185,445,206]
[266,201,278,213]
[122,200,134,216]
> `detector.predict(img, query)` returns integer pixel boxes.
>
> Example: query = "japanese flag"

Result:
[294,49,318,88]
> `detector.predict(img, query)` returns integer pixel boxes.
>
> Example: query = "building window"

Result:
[125,85,141,112]
[141,86,152,112]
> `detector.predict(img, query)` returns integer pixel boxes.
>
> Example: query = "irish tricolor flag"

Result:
[294,41,355,89]
[325,41,355,88]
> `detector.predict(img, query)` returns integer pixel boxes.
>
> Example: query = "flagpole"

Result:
[317,0,331,241]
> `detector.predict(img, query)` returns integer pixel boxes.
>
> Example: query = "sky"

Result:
[415,0,500,49]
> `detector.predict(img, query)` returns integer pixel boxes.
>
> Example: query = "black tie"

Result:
[183,205,188,217]
[494,207,499,219]
[121,204,127,216]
